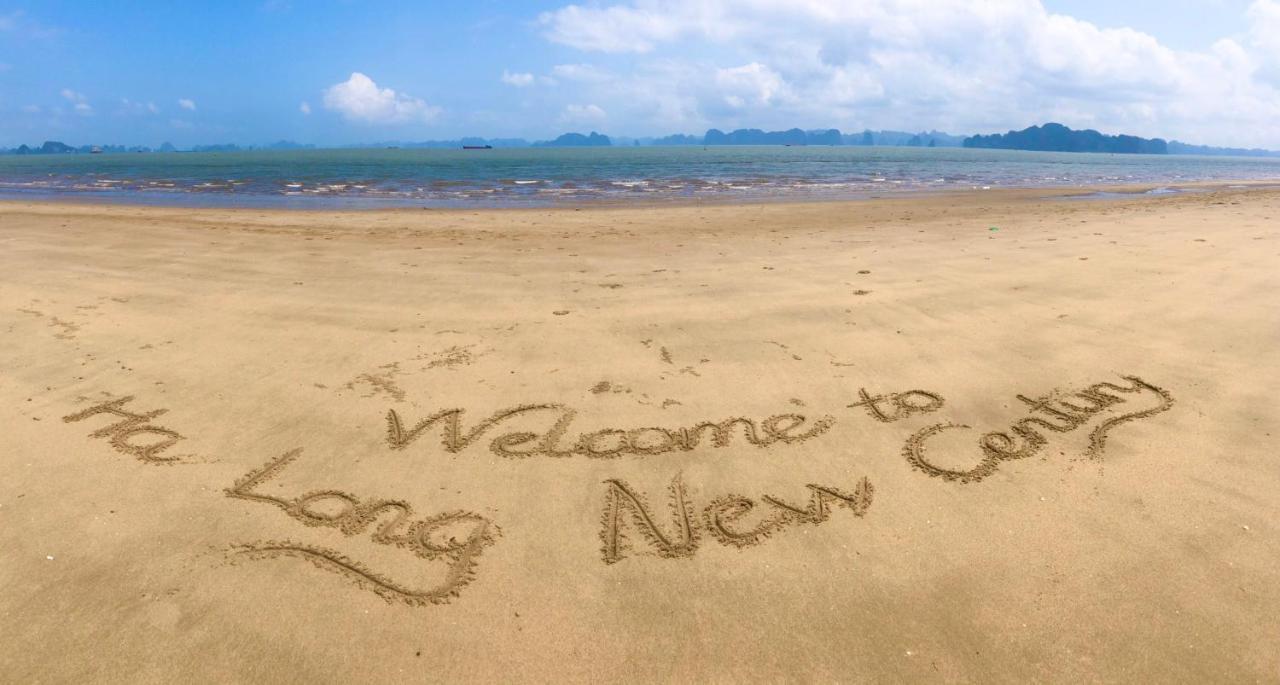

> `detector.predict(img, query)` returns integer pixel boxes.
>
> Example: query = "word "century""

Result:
[903,375,1174,483]
[387,403,834,458]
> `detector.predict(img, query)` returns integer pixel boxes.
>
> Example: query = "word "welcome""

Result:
[386,403,834,458]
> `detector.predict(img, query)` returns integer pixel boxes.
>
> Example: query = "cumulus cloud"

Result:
[178,98,197,111]
[120,98,159,115]
[61,88,92,115]
[561,103,608,124]
[550,63,612,82]
[1248,0,1280,84]
[299,101,311,115]
[536,0,1280,147]
[322,72,440,124]
[714,62,786,109]
[539,4,676,52]
[501,70,535,87]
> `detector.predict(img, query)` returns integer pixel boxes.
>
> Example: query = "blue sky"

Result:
[3,1,1279,148]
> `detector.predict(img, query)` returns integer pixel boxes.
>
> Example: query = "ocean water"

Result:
[1,146,1278,208]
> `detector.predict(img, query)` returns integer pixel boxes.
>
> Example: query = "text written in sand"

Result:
[848,388,945,422]
[226,448,499,606]
[600,473,874,564]
[903,376,1174,483]
[63,396,187,463]
[386,404,834,458]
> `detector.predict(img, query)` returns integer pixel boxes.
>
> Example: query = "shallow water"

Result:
[2,145,1278,208]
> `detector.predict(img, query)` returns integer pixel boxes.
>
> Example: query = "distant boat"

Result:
[90,146,103,154]
[462,145,493,150]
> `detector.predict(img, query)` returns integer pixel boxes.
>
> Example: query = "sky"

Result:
[3,0,1280,148]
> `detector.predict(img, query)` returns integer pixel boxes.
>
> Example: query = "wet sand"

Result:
[1,187,1278,682]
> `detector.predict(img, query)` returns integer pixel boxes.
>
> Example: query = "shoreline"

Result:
[3,178,1280,219]
[2,177,1278,213]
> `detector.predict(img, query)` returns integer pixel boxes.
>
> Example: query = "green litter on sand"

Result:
[988,226,999,231]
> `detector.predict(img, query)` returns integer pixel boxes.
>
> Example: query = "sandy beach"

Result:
[1,187,1278,682]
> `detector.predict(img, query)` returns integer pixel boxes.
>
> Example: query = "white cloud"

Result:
[300,101,312,115]
[178,98,197,111]
[120,98,159,115]
[539,4,685,53]
[550,63,611,82]
[561,103,608,124]
[715,62,786,108]
[61,88,92,115]
[322,72,440,124]
[536,0,1280,147]
[501,70,535,87]
[1248,0,1280,84]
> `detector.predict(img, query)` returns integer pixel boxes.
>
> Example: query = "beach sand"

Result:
[1,187,1278,682]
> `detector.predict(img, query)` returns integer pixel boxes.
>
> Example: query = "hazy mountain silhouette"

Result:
[533,132,612,147]
[4,124,1275,156]
[1167,141,1280,157]
[964,123,1168,154]
[842,130,965,147]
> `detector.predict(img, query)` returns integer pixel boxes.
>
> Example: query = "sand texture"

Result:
[1,187,1278,682]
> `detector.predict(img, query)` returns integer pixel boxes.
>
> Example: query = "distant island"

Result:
[705,128,833,145]
[532,131,612,147]
[962,124,1277,156]
[1166,141,1280,158]
[4,123,1276,157]
[641,128,963,147]
[1,140,315,155]
[964,123,1168,154]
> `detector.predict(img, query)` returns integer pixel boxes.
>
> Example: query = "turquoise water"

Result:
[1,146,1278,208]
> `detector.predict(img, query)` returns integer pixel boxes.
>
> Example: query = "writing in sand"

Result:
[600,473,875,564]
[386,404,834,458]
[903,375,1174,483]
[226,448,499,606]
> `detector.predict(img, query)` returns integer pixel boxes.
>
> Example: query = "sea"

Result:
[1,146,1278,208]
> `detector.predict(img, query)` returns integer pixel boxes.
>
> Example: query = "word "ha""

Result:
[62,395,186,463]
[600,473,874,564]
